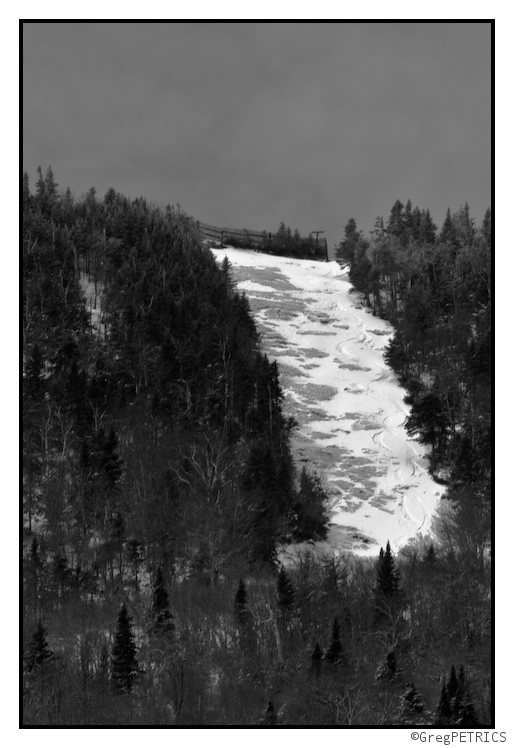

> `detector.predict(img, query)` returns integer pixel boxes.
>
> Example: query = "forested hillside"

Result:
[336,201,491,505]
[22,171,491,726]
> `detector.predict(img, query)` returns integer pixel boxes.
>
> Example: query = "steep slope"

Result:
[211,247,442,555]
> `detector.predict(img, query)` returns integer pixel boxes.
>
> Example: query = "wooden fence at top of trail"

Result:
[199,221,328,262]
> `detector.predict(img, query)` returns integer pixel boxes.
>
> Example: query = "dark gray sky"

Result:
[23,22,491,251]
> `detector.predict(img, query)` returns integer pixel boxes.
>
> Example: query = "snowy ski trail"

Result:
[211,247,442,556]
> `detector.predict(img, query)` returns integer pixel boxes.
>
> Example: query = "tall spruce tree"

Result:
[325,616,343,666]
[277,567,295,613]
[377,650,400,683]
[310,641,323,678]
[151,567,174,634]
[435,682,453,726]
[419,209,437,244]
[457,700,480,726]
[234,578,250,628]
[374,541,403,623]
[402,684,424,715]
[111,603,138,693]
[25,619,54,672]
[481,207,491,249]
[447,664,459,700]
[387,200,405,239]
[259,700,277,726]
[291,467,329,541]
[439,208,458,248]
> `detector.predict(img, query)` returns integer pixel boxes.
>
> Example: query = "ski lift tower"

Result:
[311,231,327,261]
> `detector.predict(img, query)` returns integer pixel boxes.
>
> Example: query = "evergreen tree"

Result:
[411,206,422,243]
[374,541,403,622]
[424,543,436,564]
[26,539,44,615]
[377,650,400,682]
[386,200,405,240]
[481,207,491,249]
[325,616,343,665]
[24,344,46,402]
[234,578,250,628]
[439,208,458,248]
[446,664,459,700]
[450,665,479,725]
[151,567,174,634]
[402,684,424,714]
[25,619,54,672]
[277,567,295,613]
[291,467,329,541]
[23,171,31,206]
[453,202,475,247]
[457,700,480,726]
[405,390,449,455]
[52,552,70,599]
[259,700,277,726]
[403,200,414,242]
[111,603,138,693]
[419,209,437,244]
[336,217,364,266]
[310,641,323,678]
[435,682,453,726]
[103,426,123,488]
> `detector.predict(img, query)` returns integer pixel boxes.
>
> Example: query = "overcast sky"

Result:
[23,22,491,252]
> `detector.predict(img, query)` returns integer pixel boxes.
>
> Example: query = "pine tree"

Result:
[234,578,250,628]
[277,567,295,613]
[419,209,437,244]
[439,208,458,248]
[457,664,467,694]
[411,206,422,243]
[435,682,453,726]
[374,541,403,622]
[481,208,491,249]
[24,344,46,402]
[151,567,174,634]
[457,700,480,726]
[386,200,405,239]
[25,619,54,672]
[52,552,70,599]
[424,543,436,564]
[377,650,400,682]
[445,664,463,719]
[403,200,414,243]
[310,641,323,678]
[23,171,31,207]
[405,390,449,455]
[291,467,329,541]
[111,603,138,693]
[26,538,43,616]
[259,700,277,725]
[336,217,362,266]
[453,202,475,247]
[103,426,123,488]
[402,684,424,714]
[446,664,459,700]
[221,255,233,287]
[452,665,479,725]
[325,616,343,666]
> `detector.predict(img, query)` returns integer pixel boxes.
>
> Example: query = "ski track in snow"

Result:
[211,247,442,556]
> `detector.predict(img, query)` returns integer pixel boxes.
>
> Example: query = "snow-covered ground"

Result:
[211,246,443,557]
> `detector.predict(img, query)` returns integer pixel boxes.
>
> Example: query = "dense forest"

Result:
[336,200,491,498]
[23,170,491,726]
